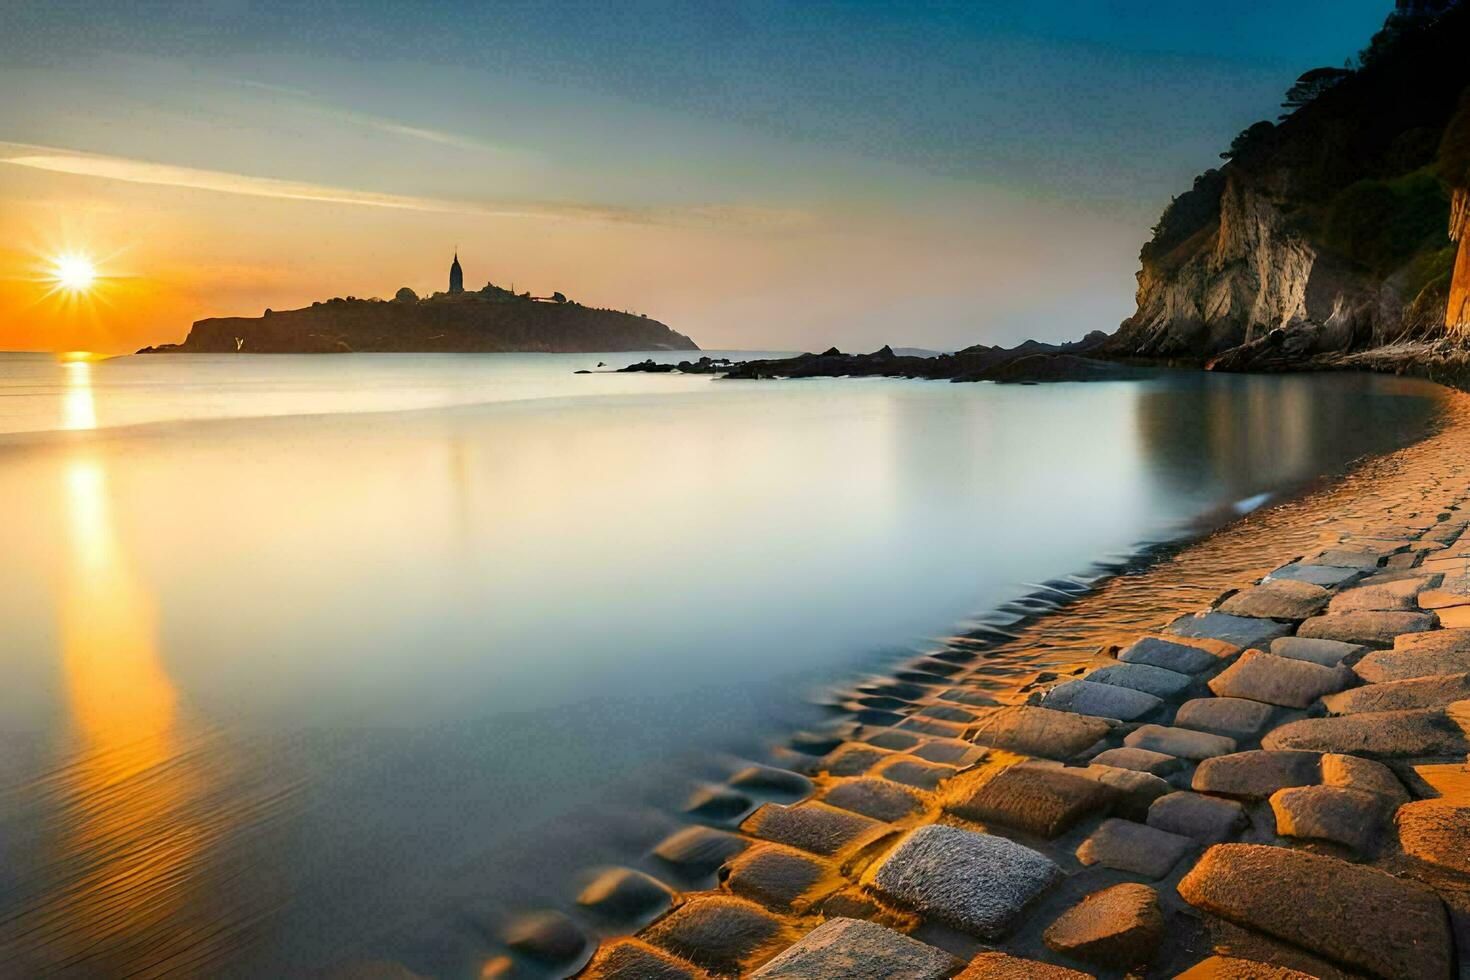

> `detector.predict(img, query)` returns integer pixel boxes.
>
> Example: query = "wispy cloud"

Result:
[0,142,809,230]
[230,77,509,154]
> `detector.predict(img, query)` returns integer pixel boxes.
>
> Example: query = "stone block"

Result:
[1119,636,1224,673]
[1042,883,1163,968]
[1269,785,1383,853]
[1296,611,1436,649]
[1074,818,1193,879]
[1269,635,1365,667]
[1219,580,1329,620]
[641,896,796,975]
[1261,707,1470,758]
[577,867,675,923]
[1166,611,1292,649]
[1040,679,1161,720]
[581,940,706,980]
[1125,724,1236,760]
[1147,791,1246,844]
[1323,672,1470,714]
[1177,844,1451,978]
[955,953,1090,978]
[1087,662,1194,699]
[968,706,1110,760]
[1326,578,1426,614]
[1090,746,1182,775]
[653,826,750,878]
[1396,800,1470,874]
[1207,650,1350,708]
[1354,645,1470,683]
[1173,697,1276,741]
[749,918,959,980]
[870,825,1062,938]
[724,844,835,912]
[1266,563,1363,588]
[1191,750,1321,800]
[823,779,924,822]
[946,763,1115,838]
[741,801,887,857]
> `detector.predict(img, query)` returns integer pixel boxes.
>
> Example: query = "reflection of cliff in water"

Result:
[1132,373,1447,505]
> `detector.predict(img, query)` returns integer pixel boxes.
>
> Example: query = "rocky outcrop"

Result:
[651,332,1149,384]
[1106,1,1470,369]
[139,291,697,354]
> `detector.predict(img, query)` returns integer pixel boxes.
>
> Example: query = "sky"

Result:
[0,1,1395,354]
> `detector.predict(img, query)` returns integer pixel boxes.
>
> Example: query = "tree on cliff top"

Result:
[1220,121,1276,160]
[1279,67,1352,117]
[395,286,418,302]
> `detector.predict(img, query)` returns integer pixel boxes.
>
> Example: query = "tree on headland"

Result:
[1279,67,1353,117]
[1220,120,1276,160]
[395,286,418,302]
[552,291,568,303]
[1358,0,1458,68]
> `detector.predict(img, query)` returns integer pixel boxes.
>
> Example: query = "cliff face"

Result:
[142,291,698,354]
[1452,188,1470,327]
[1107,1,1470,367]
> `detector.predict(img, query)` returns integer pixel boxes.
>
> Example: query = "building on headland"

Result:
[449,252,464,294]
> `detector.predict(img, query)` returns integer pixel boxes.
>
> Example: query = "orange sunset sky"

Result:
[0,2,1393,354]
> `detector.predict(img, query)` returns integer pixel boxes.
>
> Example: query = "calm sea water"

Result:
[0,351,1449,977]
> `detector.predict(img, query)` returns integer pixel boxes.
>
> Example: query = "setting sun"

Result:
[51,253,97,293]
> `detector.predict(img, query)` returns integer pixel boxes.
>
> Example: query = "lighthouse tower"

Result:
[449,252,464,294]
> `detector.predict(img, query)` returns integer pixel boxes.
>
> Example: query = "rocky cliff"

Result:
[140,289,698,354]
[1106,0,1470,373]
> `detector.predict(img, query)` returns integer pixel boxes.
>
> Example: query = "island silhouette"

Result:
[139,254,698,354]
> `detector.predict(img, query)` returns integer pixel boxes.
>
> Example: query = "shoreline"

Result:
[423,385,1470,978]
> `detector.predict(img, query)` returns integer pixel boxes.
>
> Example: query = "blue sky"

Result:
[0,1,1395,351]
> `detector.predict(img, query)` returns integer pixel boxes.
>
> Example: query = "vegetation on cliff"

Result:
[139,282,697,354]
[1107,0,1470,365]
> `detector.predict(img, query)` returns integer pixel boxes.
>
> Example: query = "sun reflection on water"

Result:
[0,362,290,975]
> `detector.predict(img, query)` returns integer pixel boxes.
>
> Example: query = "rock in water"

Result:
[576,867,674,922]
[1177,843,1452,978]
